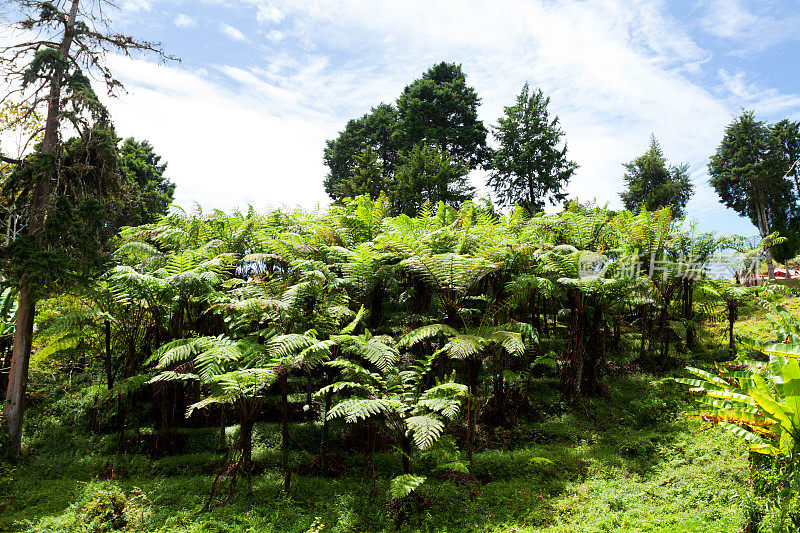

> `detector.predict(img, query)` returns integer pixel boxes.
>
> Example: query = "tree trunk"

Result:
[241,417,253,473]
[3,0,81,461]
[581,309,605,396]
[755,195,775,280]
[465,356,479,470]
[104,319,114,390]
[728,304,738,355]
[2,285,35,460]
[562,293,587,399]
[638,306,649,363]
[280,372,291,492]
[219,407,226,449]
[117,396,127,449]
[683,280,695,349]
[400,434,412,475]
[320,389,331,466]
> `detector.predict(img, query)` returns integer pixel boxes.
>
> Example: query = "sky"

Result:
[4,0,800,237]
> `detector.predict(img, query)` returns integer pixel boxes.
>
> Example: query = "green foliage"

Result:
[708,111,798,256]
[388,473,426,499]
[620,135,694,217]
[78,482,151,533]
[13,179,800,531]
[1,128,125,295]
[487,83,577,214]
[323,62,486,212]
[323,104,398,202]
[395,62,487,171]
[116,138,175,226]
[392,144,474,216]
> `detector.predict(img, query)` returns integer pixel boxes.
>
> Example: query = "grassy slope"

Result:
[6,295,792,533]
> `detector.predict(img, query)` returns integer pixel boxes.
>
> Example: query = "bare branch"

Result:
[0,155,22,165]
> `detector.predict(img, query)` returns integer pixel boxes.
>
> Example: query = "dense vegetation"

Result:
[0,195,797,532]
[3,2,800,533]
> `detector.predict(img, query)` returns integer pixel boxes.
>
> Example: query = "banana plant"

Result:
[675,354,800,457]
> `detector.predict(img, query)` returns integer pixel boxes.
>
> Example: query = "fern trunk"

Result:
[466,356,480,470]
[683,280,695,348]
[580,309,605,397]
[561,293,587,399]
[280,372,291,492]
[321,389,332,465]
[728,303,738,354]
[240,417,253,473]
[219,407,227,449]
[400,434,412,475]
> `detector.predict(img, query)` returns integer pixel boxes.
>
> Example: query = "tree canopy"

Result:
[708,111,798,279]
[395,62,487,171]
[116,138,175,226]
[486,83,577,214]
[391,144,474,216]
[323,104,398,201]
[620,135,694,217]
[323,62,487,212]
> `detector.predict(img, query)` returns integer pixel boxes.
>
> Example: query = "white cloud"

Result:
[702,0,800,54]
[224,0,734,211]
[718,69,800,118]
[174,13,197,29]
[105,56,336,212]
[256,4,285,24]
[266,30,285,42]
[219,23,248,42]
[10,0,790,237]
[121,0,151,12]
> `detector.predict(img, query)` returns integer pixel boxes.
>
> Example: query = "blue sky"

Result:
[8,1,800,236]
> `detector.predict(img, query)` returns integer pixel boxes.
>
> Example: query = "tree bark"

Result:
[2,285,35,460]
[754,194,775,280]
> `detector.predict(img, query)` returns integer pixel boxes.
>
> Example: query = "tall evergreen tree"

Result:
[331,147,385,201]
[773,119,800,199]
[396,62,487,170]
[392,144,473,216]
[486,83,577,214]
[0,0,172,459]
[620,136,694,217]
[323,104,398,202]
[117,138,175,226]
[708,111,795,280]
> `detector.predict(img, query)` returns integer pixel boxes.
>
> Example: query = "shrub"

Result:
[27,481,151,533]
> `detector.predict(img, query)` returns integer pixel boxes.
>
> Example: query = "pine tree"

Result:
[487,83,577,214]
[620,136,693,217]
